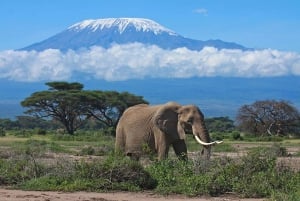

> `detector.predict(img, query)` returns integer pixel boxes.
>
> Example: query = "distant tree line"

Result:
[0,82,299,138]
[205,116,235,133]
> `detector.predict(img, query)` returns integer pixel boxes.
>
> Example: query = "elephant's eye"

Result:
[187,117,194,124]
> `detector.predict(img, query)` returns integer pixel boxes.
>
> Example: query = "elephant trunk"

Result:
[192,122,212,159]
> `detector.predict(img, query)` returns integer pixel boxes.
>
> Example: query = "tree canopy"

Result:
[84,90,148,128]
[205,117,235,133]
[21,82,148,134]
[236,100,300,136]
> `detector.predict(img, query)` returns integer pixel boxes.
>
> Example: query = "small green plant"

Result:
[210,132,224,141]
[0,127,5,136]
[231,131,243,140]
[270,188,300,201]
[36,128,47,135]
[80,146,95,155]
[212,143,236,152]
[249,143,288,157]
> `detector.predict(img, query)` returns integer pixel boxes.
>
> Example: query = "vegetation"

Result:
[236,100,300,137]
[147,149,300,198]
[205,116,235,133]
[0,131,299,200]
[1,82,300,199]
[21,82,148,134]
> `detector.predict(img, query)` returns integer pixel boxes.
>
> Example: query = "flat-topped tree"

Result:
[21,82,148,134]
[21,82,89,134]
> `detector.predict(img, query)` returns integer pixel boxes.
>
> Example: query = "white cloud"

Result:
[0,44,299,82]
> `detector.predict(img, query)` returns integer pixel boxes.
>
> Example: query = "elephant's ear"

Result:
[154,103,185,140]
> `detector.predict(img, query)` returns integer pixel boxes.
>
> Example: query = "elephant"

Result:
[115,102,222,160]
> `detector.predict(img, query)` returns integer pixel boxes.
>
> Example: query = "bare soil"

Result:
[0,189,266,201]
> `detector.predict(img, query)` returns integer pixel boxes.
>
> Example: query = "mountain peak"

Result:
[68,18,178,35]
[21,17,248,51]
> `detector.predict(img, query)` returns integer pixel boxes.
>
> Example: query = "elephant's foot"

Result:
[126,152,140,161]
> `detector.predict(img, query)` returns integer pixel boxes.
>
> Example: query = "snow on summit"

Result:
[69,18,178,35]
[21,17,247,51]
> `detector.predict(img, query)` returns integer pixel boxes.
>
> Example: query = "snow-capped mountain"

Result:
[69,18,178,35]
[22,18,247,51]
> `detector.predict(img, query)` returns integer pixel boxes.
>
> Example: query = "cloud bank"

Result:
[0,43,300,82]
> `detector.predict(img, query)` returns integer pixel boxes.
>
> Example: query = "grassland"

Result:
[0,130,299,201]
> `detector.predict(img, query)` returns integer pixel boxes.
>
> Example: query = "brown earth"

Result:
[0,189,266,201]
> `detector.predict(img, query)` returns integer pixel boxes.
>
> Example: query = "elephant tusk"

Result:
[195,136,214,145]
[195,136,218,146]
[215,140,223,144]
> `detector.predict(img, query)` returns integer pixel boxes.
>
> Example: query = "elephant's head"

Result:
[155,102,222,160]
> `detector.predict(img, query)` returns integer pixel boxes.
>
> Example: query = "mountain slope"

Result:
[21,18,247,51]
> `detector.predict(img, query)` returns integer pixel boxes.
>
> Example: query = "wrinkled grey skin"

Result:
[115,102,213,160]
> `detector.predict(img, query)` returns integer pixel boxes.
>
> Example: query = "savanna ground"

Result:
[0,130,299,201]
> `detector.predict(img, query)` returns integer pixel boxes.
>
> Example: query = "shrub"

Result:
[270,188,300,201]
[36,128,47,135]
[146,159,197,195]
[80,146,95,155]
[210,132,224,141]
[0,157,45,185]
[0,127,5,136]
[147,146,299,198]
[212,143,236,152]
[231,131,243,140]
[249,143,288,157]
[19,153,157,191]
[1,141,299,198]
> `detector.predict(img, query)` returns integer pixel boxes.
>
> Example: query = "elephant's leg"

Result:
[157,145,169,160]
[155,133,170,160]
[172,139,188,160]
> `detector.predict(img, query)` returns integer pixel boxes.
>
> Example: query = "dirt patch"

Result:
[0,189,266,201]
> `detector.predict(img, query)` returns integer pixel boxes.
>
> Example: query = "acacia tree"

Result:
[85,90,148,128]
[21,82,148,134]
[236,100,300,136]
[21,82,91,134]
[205,117,235,133]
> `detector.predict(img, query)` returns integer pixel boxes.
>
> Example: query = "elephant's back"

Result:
[120,104,159,123]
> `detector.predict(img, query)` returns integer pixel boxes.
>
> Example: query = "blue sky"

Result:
[1,0,300,52]
[0,0,300,82]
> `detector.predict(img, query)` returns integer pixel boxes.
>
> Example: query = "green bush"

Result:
[212,143,236,152]
[19,153,156,191]
[0,127,5,136]
[80,146,95,155]
[231,131,243,140]
[270,187,300,201]
[258,136,284,142]
[0,158,45,185]
[147,146,299,198]
[210,132,224,141]
[0,142,299,198]
[249,143,288,157]
[36,128,47,135]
